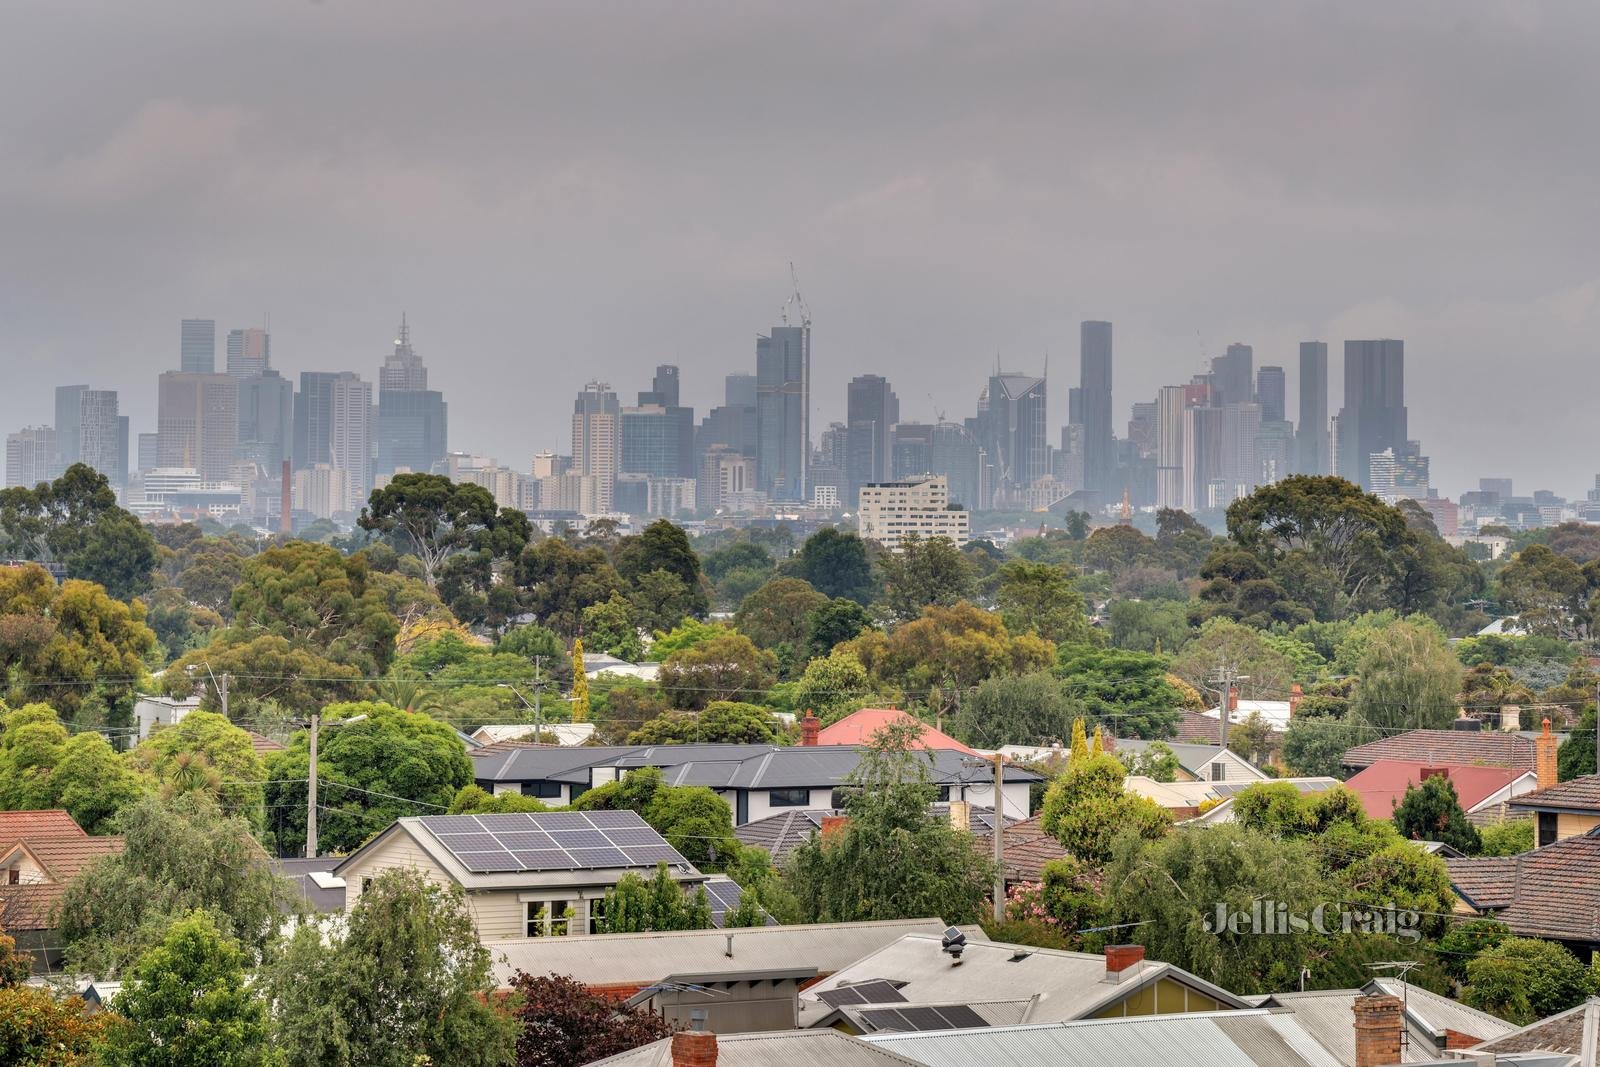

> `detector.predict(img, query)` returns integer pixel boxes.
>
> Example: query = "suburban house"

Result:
[466,722,597,747]
[1341,760,1539,824]
[815,709,977,754]
[1257,979,1516,1062]
[1445,831,1600,956]
[1469,998,1600,1062]
[969,815,1071,886]
[583,652,660,682]
[736,804,1015,865]
[467,743,1037,825]
[1509,775,1600,846]
[331,809,750,941]
[0,810,123,971]
[591,1029,929,1067]
[1340,728,1544,773]
[1127,775,1339,821]
[800,937,1248,1030]
[1201,686,1302,732]
[1000,739,1267,784]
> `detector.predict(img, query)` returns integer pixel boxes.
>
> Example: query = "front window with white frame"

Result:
[525,899,575,937]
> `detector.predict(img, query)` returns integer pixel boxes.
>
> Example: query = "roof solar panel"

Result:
[619,844,684,865]
[933,1005,988,1029]
[426,815,488,834]
[703,881,742,909]
[859,1008,910,1031]
[599,827,662,846]
[545,829,610,848]
[513,850,574,870]
[527,811,591,829]
[495,831,556,850]
[817,981,906,1008]
[475,813,543,831]
[567,846,630,868]
[455,851,522,872]
[435,832,505,852]
[581,810,641,828]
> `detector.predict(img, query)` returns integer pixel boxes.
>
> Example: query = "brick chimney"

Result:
[800,711,819,747]
[1290,684,1302,717]
[1421,766,1450,783]
[1353,994,1404,1067]
[1500,705,1521,733]
[948,799,970,832]
[1227,687,1239,716]
[1536,718,1558,791]
[1104,944,1144,981]
[672,1031,718,1067]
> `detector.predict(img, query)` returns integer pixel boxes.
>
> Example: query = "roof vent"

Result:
[1008,949,1032,963]
[941,926,966,963]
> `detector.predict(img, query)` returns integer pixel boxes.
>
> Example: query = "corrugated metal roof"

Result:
[590,1029,929,1066]
[866,1011,1346,1067]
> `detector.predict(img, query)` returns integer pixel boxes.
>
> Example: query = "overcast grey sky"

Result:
[2,1,1597,498]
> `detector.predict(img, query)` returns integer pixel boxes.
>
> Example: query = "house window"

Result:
[1538,812,1558,847]
[768,787,809,808]
[526,900,575,937]
[936,786,951,802]
[5,869,16,886]
[520,782,564,800]
[588,898,606,935]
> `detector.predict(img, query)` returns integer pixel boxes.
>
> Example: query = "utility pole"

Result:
[306,710,319,859]
[532,656,544,736]
[992,752,1005,924]
[219,672,229,720]
[1208,664,1235,751]
[1594,681,1598,777]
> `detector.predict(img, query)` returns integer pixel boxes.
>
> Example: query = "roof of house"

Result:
[274,857,347,913]
[736,806,1014,864]
[1445,833,1600,942]
[1203,700,1295,731]
[1259,983,1515,1063]
[970,816,1071,884]
[589,1029,928,1067]
[862,1010,1346,1067]
[483,917,960,989]
[1184,779,1345,826]
[1509,775,1600,815]
[469,723,597,747]
[1343,760,1536,819]
[1108,739,1270,781]
[0,810,86,841]
[0,835,125,930]
[1172,708,1234,745]
[817,710,977,755]
[800,935,1247,1028]
[468,743,1041,791]
[1340,730,1539,771]
[1471,999,1600,1058]
[247,731,286,755]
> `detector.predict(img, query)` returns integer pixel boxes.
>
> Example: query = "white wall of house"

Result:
[743,786,836,824]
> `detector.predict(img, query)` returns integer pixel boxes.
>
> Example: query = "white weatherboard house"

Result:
[332,810,748,941]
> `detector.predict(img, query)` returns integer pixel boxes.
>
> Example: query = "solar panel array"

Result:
[423,810,689,874]
[815,980,907,1008]
[858,1005,990,1032]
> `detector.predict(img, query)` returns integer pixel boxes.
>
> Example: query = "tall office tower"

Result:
[226,328,270,378]
[845,374,898,507]
[1295,342,1330,475]
[378,315,428,391]
[1209,343,1254,407]
[1336,339,1407,490]
[975,372,1047,506]
[328,373,374,513]
[931,422,985,512]
[293,371,341,470]
[77,390,121,483]
[180,319,216,374]
[238,369,295,472]
[375,317,448,477]
[157,372,239,482]
[572,382,621,512]
[5,427,56,488]
[639,365,681,408]
[1154,386,1188,509]
[136,433,159,476]
[1395,442,1430,499]
[807,421,848,504]
[1257,420,1295,487]
[891,422,935,479]
[1480,478,1514,499]
[54,385,87,471]
[1256,366,1286,424]
[620,404,688,480]
[1181,405,1225,513]
[628,365,693,478]
[756,324,810,500]
[725,373,757,408]
[1221,402,1263,502]
[1079,321,1114,495]
[116,416,129,487]
[1128,401,1158,459]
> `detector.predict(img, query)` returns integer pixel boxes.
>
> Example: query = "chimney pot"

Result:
[1104,944,1144,979]
[1536,717,1558,791]
[1353,994,1404,1067]
[1228,687,1238,714]
[672,1031,718,1067]
[1421,766,1449,782]
[800,711,820,747]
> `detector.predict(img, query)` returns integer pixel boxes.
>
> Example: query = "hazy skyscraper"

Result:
[5,427,55,488]
[975,372,1047,505]
[1336,339,1407,489]
[376,317,448,477]
[1210,343,1254,407]
[573,381,621,512]
[54,384,87,471]
[238,369,295,473]
[845,374,898,506]
[78,389,121,484]
[293,371,340,470]
[157,372,238,481]
[724,373,757,408]
[328,373,374,512]
[639,365,681,408]
[1256,365,1286,424]
[226,327,270,378]
[756,324,809,500]
[1079,320,1114,495]
[629,365,693,479]
[1182,405,1225,512]
[180,319,215,374]
[1296,342,1330,476]
[1155,386,1188,509]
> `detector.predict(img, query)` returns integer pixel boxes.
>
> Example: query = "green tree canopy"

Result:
[357,472,500,587]
[804,597,875,659]
[1461,936,1599,1025]
[996,560,1098,646]
[791,648,877,726]
[614,520,709,618]
[877,535,975,621]
[1498,544,1595,641]
[1348,619,1461,731]
[133,711,265,826]
[581,593,643,661]
[1391,773,1482,854]
[595,863,713,933]
[515,537,625,639]
[735,577,829,655]
[794,528,875,604]
[952,671,1074,748]
[627,701,786,745]
[656,630,776,710]
[0,704,150,833]
[263,702,474,856]
[1056,645,1182,740]
[1039,753,1171,863]
[1169,617,1296,703]
[0,464,157,600]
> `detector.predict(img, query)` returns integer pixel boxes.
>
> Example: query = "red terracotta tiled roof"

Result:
[0,834,123,932]
[0,811,85,841]
[1446,834,1600,943]
[1341,730,1538,771]
[1343,760,1531,819]
[816,709,977,754]
[1508,774,1600,814]
[248,731,286,755]
[972,816,1072,884]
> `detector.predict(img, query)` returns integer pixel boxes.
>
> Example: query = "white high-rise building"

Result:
[856,475,969,551]
[5,426,56,488]
[572,382,620,513]
[328,374,373,514]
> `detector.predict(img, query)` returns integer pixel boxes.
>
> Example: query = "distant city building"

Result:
[1127,401,1158,460]
[1078,320,1115,496]
[1255,365,1285,424]
[1256,421,1295,487]
[5,426,55,488]
[930,422,985,513]
[180,319,216,374]
[77,389,122,485]
[54,385,86,471]
[328,373,374,513]
[1220,402,1262,503]
[845,374,898,507]
[237,369,294,474]
[891,422,934,481]
[293,464,351,521]
[128,467,242,520]
[136,432,159,476]
[226,327,270,378]
[293,371,341,471]
[1479,477,1514,500]
[621,402,694,481]
[973,371,1047,506]
[857,475,969,551]
[1181,405,1225,513]
[1209,343,1254,407]
[698,446,753,514]
[646,477,697,517]
[1295,342,1330,476]
[572,382,621,513]
[811,484,840,510]
[531,451,568,480]
[1336,339,1407,490]
[157,372,239,483]
[1419,497,1459,536]
[375,317,447,478]
[724,373,757,408]
[756,324,810,501]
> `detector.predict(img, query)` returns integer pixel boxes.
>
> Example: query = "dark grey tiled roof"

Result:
[274,857,346,913]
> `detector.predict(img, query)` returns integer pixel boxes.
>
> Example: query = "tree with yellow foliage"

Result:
[570,638,590,723]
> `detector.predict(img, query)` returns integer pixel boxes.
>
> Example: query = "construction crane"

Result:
[779,262,812,328]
